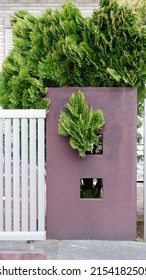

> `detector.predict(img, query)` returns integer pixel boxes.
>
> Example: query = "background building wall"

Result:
[0,0,100,70]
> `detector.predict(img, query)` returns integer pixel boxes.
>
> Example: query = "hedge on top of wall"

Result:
[0,0,146,114]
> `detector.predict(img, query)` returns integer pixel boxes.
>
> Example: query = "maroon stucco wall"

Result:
[46,87,137,240]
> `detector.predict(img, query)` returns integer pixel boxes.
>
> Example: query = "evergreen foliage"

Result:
[58,91,105,157]
[37,1,85,87]
[83,0,146,114]
[0,0,146,112]
[0,10,50,109]
[119,0,146,26]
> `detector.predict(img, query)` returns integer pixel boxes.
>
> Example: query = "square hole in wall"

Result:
[85,134,103,155]
[80,178,103,199]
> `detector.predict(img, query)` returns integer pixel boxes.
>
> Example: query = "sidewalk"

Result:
[0,183,145,260]
[0,240,146,260]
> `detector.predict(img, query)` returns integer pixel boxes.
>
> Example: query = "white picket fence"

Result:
[0,110,46,240]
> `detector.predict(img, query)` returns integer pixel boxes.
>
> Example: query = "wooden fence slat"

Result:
[38,119,45,231]
[21,119,28,231]
[30,118,37,231]
[13,119,20,231]
[0,110,46,119]
[5,119,12,231]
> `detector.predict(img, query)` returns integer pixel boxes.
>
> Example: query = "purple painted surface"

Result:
[46,87,137,240]
[0,252,46,260]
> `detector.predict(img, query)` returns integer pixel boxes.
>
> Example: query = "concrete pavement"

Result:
[0,240,146,259]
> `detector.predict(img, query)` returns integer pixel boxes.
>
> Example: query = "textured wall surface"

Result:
[0,0,100,69]
[46,87,137,240]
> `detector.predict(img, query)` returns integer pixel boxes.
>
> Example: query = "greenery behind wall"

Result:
[119,0,146,26]
[0,0,146,115]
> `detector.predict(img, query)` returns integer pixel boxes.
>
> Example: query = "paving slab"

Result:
[57,240,146,260]
[0,251,46,260]
[0,240,146,260]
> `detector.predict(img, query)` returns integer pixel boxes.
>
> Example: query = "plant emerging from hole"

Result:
[80,178,103,198]
[58,91,105,157]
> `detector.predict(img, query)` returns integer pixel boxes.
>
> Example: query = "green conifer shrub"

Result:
[58,91,105,157]
[82,0,146,114]
[0,0,146,113]
[119,0,146,26]
[0,10,50,109]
